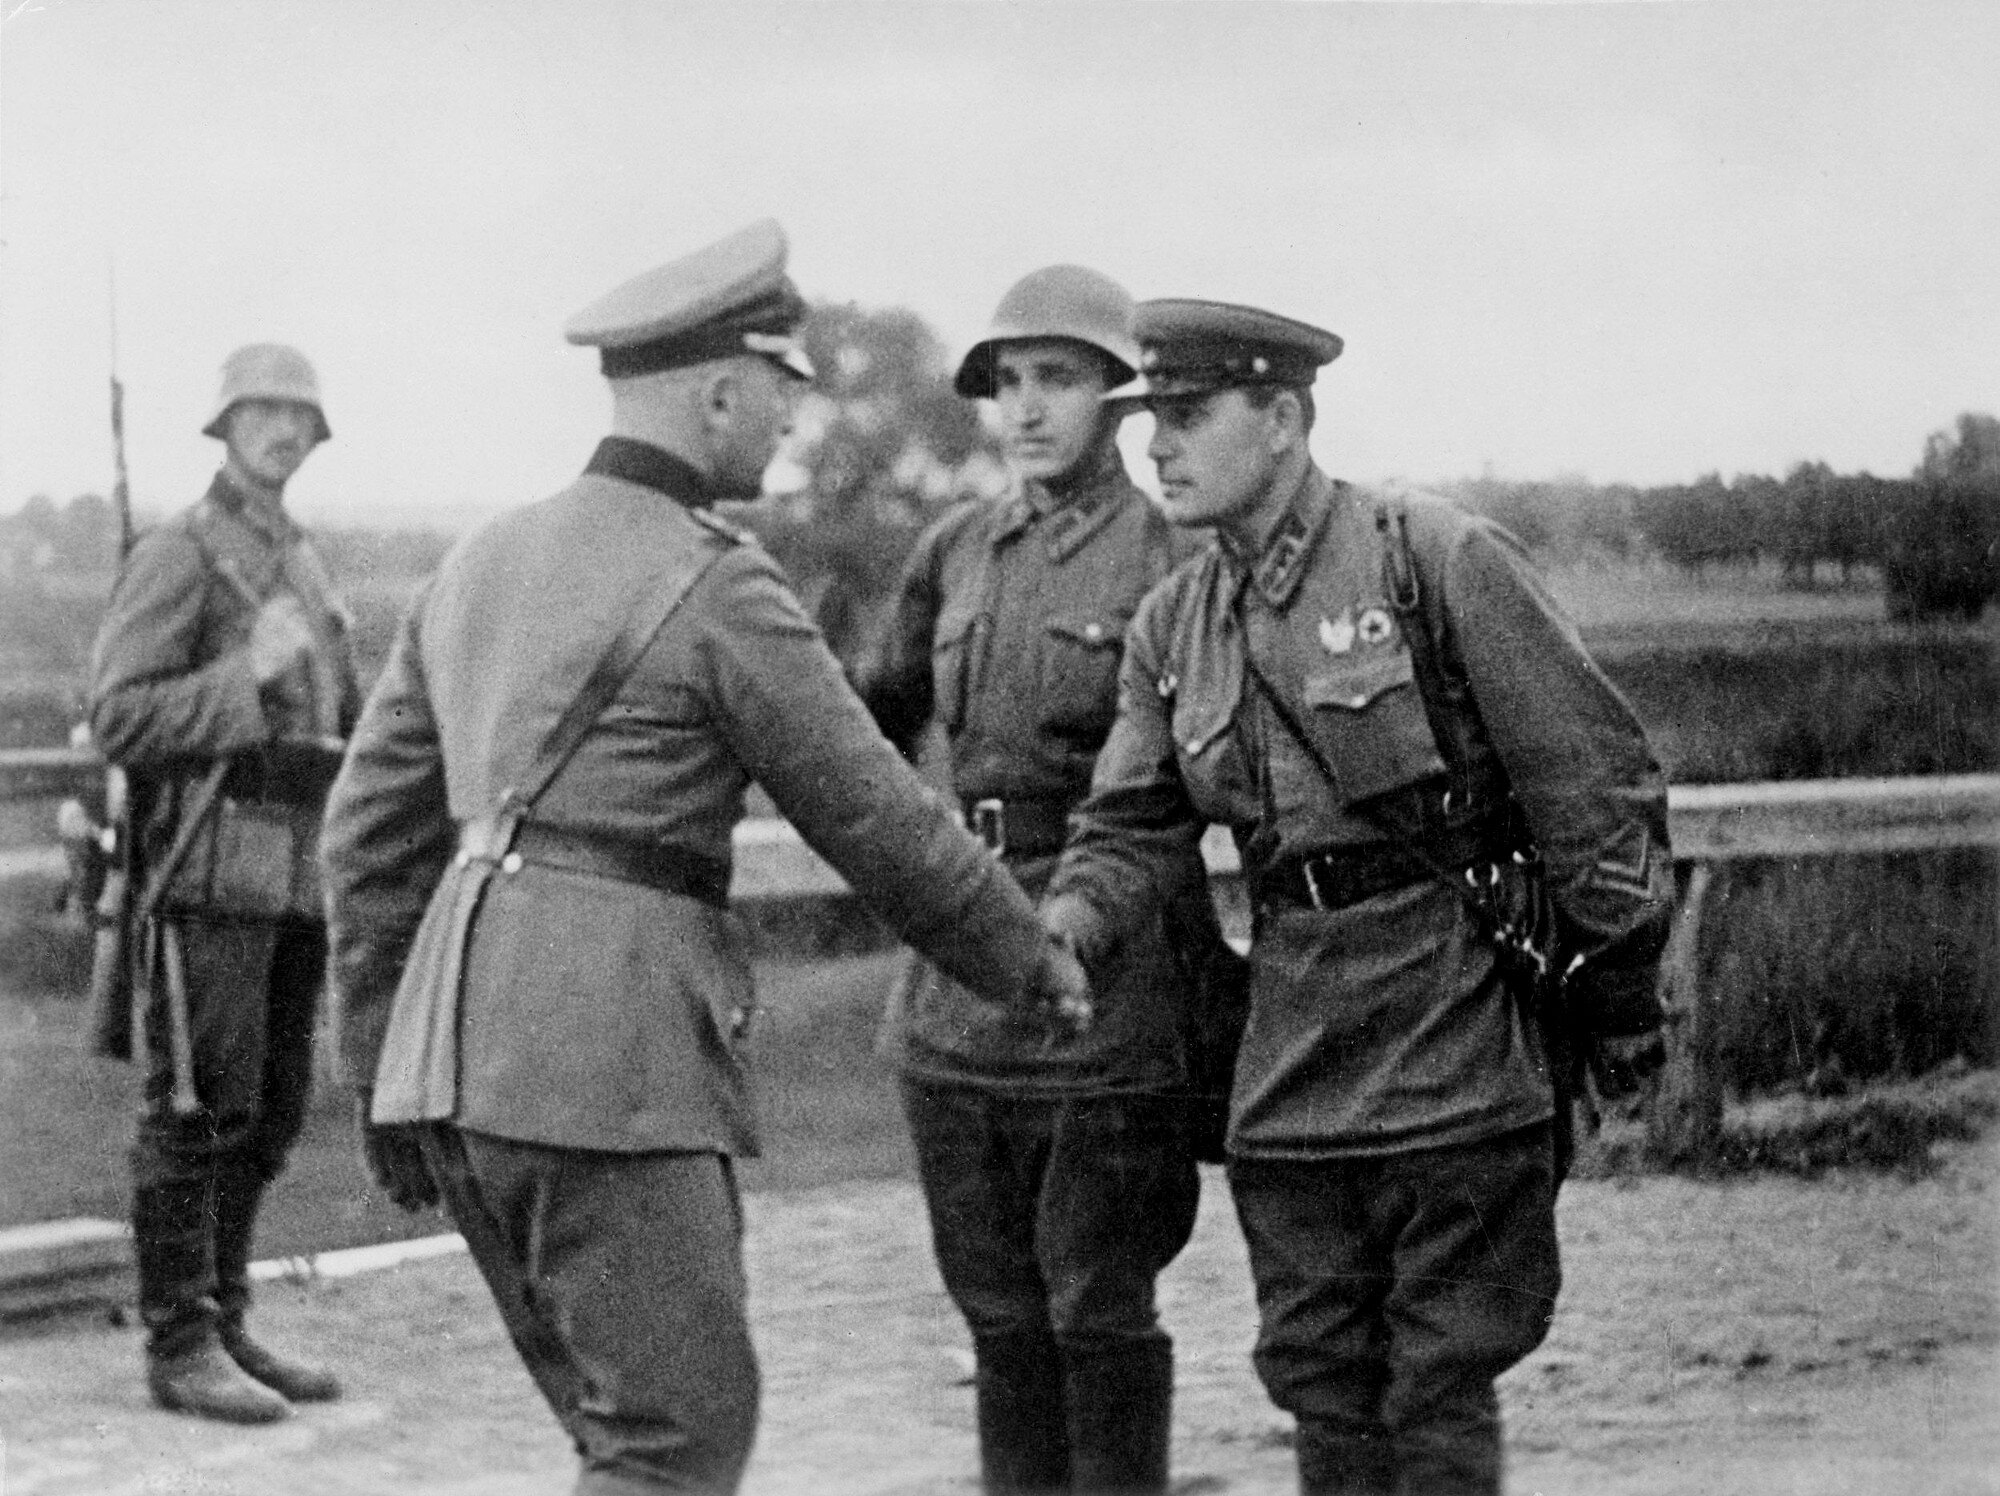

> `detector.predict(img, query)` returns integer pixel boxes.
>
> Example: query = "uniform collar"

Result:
[585,436,715,508]
[1228,464,1336,610]
[996,444,1135,562]
[205,470,296,547]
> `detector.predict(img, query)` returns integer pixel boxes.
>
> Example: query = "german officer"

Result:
[88,344,356,1422]
[1042,300,1675,1496]
[321,221,1091,1496]
[859,266,1232,1495]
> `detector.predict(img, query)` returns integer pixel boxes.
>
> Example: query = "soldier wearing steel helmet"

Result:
[858,265,1235,1495]
[321,222,1091,1494]
[87,343,357,1423]
[1042,299,1676,1496]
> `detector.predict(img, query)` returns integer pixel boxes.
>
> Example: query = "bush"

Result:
[1591,621,1999,1094]
[1700,851,1997,1088]
[1595,620,1998,783]
[1882,475,2000,622]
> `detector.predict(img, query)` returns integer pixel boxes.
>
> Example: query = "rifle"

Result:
[78,269,150,1071]
[109,266,135,560]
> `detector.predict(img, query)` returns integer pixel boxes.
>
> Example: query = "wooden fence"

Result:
[5,748,1997,1162]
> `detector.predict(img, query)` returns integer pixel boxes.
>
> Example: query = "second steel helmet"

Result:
[952,265,1141,399]
[200,343,331,443]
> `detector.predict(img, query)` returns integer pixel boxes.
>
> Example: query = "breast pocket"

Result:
[1302,648,1447,805]
[1039,614,1126,744]
[1171,682,1256,823]
[930,607,982,737]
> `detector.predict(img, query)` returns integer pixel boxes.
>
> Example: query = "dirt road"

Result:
[3,1130,1995,1495]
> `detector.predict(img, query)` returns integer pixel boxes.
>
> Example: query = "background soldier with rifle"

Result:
[86,343,357,1424]
[1041,299,1677,1496]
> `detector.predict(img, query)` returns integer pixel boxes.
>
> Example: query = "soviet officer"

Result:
[858,265,1234,1495]
[1041,300,1675,1496]
[321,221,1091,1496]
[88,344,356,1422]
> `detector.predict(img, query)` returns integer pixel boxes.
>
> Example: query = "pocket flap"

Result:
[1305,649,1417,712]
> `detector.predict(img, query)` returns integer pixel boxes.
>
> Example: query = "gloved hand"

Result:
[1589,1029,1667,1101]
[1028,933,1094,1037]
[248,596,315,685]
[356,1091,440,1212]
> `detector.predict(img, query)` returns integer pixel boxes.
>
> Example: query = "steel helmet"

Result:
[952,265,1141,399]
[201,343,331,442]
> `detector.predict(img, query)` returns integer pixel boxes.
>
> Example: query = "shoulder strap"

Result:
[187,503,273,612]
[509,536,729,814]
[1372,499,1468,804]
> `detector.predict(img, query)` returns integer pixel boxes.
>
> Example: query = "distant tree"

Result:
[740,299,1002,669]
[1886,413,2000,620]
[1919,412,2000,484]
[1822,473,1887,583]
[1637,473,1756,577]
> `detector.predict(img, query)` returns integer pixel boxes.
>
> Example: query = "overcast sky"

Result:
[3,0,1995,526]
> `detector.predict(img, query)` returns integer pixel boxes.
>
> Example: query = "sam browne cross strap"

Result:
[369,528,730,1120]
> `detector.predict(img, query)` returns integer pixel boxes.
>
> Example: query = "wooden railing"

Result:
[4,747,1996,1161]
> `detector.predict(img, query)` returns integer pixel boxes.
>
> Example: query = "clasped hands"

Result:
[1030,894,1101,1037]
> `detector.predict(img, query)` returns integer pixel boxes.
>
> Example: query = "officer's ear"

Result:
[1260,387,1309,454]
[699,366,743,434]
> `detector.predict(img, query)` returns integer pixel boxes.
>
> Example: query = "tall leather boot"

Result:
[1062,1339,1173,1495]
[134,1179,290,1424]
[1390,1392,1503,1496]
[974,1329,1071,1494]
[212,1169,341,1403]
[1295,1417,1396,1496]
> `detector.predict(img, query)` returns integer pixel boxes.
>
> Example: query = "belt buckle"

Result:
[972,798,1006,855]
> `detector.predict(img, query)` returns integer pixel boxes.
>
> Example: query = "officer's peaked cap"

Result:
[954,265,1141,400]
[1131,299,1341,400]
[566,218,814,381]
[201,343,331,442]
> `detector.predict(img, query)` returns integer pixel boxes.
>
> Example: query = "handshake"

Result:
[1027,893,1103,1038]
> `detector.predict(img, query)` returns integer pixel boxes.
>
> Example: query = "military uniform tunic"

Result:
[324,440,1059,1155]
[90,471,359,1176]
[862,449,1223,1093]
[1048,464,1674,1157]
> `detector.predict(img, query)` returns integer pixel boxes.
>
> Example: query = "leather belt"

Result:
[962,794,1074,858]
[459,821,730,909]
[1254,845,1427,913]
[1254,826,1507,915]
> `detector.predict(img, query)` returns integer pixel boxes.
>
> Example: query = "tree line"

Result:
[6,305,1995,633]
[1439,411,1999,621]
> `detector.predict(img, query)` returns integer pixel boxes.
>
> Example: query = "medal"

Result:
[1357,607,1395,646]
[1318,611,1356,655]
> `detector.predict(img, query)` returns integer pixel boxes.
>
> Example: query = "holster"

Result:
[1476,852,1587,1184]
[369,807,520,1122]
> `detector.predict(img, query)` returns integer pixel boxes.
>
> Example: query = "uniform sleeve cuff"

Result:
[1040,891,1113,971]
